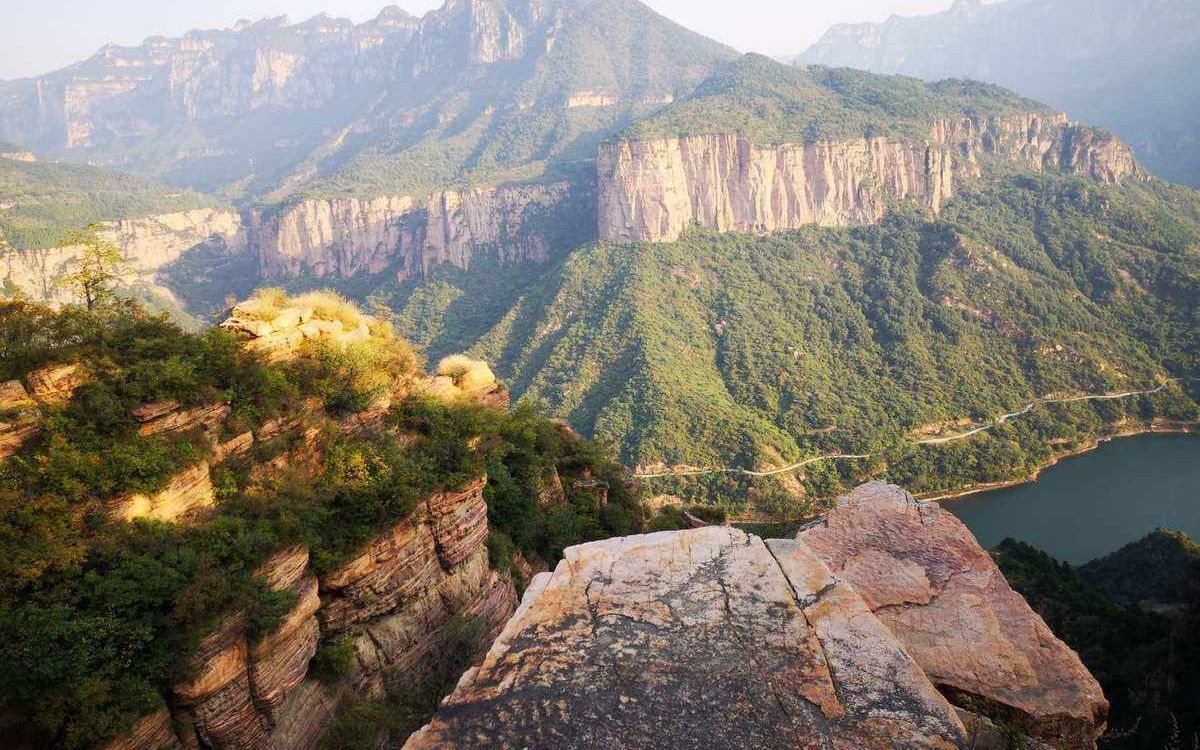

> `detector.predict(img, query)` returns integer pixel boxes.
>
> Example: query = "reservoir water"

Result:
[944,434,1200,564]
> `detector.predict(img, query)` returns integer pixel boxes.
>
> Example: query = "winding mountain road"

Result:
[632,378,1194,479]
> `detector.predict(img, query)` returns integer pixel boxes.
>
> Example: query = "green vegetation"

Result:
[0,159,213,251]
[56,223,132,310]
[623,54,1048,145]
[0,296,641,750]
[994,536,1200,750]
[1079,528,1200,608]
[376,170,1200,513]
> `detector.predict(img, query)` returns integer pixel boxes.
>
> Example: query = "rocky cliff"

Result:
[0,0,733,201]
[406,482,1107,750]
[797,0,1200,188]
[254,180,590,280]
[598,113,1139,243]
[797,482,1108,750]
[1,207,246,306]
[59,301,520,750]
[147,476,516,750]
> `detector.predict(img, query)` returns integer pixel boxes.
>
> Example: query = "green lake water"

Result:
[944,434,1200,564]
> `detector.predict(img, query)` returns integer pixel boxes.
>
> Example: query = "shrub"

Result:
[436,354,496,393]
[310,638,357,684]
[291,290,364,329]
[232,288,289,321]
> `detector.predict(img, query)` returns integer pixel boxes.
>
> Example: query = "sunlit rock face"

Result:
[405,483,1109,750]
[403,526,969,750]
[598,114,1138,243]
[796,482,1109,750]
[251,180,586,281]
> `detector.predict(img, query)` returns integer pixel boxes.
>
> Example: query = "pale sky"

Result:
[0,0,964,81]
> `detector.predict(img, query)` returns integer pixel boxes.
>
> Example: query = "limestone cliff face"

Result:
[1,207,246,306]
[598,113,1140,243]
[253,181,587,280]
[406,482,1108,750]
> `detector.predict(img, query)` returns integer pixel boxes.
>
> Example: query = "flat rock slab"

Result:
[403,526,965,750]
[796,482,1108,750]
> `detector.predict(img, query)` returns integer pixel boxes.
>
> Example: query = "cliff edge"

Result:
[406,483,1108,750]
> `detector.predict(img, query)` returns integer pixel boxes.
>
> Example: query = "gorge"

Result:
[3,2,1200,747]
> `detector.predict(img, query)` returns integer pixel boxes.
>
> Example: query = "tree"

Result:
[57,223,130,310]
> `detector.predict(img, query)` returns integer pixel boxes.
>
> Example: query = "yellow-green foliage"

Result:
[234,289,364,330]
[233,287,289,321]
[436,354,496,393]
[290,290,364,329]
[294,332,421,414]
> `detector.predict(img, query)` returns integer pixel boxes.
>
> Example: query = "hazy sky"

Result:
[0,0,965,80]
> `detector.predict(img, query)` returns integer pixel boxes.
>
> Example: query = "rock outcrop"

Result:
[253,181,588,281]
[796,482,1109,750]
[598,114,1139,242]
[404,526,967,750]
[0,363,87,459]
[407,483,1108,750]
[97,708,182,750]
[109,461,216,523]
[103,472,517,750]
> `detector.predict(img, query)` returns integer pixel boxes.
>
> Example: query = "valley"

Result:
[2,1,1200,748]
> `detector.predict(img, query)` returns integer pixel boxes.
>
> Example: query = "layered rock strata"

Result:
[253,180,589,280]
[598,114,1139,242]
[100,472,516,750]
[0,363,85,459]
[796,482,1109,750]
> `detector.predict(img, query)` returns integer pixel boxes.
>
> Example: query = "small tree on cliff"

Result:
[57,223,130,310]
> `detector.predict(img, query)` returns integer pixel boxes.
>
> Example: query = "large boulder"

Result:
[796,482,1108,750]
[403,526,967,750]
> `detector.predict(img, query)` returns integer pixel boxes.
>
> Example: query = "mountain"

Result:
[2,11,1199,514]
[797,0,1200,188]
[0,0,733,202]
[1079,527,1200,607]
[373,56,1200,508]
[0,0,735,310]
[994,534,1200,750]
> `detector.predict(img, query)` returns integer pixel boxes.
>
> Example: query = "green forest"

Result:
[995,532,1200,750]
[624,53,1048,145]
[375,170,1200,512]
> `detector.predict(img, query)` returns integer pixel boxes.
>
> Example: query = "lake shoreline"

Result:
[917,421,1200,503]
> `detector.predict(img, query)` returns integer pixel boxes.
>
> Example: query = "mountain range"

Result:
[1,0,1198,511]
[798,0,1200,189]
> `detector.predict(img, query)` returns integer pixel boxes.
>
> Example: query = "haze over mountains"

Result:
[798,0,1200,188]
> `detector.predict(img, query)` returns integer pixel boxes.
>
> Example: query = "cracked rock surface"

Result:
[403,526,967,750]
[797,482,1108,750]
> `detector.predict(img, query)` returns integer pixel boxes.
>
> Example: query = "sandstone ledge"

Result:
[406,483,1108,750]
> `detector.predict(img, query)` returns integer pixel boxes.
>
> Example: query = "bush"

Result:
[310,639,357,684]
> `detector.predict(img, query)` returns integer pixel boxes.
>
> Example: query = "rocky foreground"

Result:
[405,482,1107,750]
